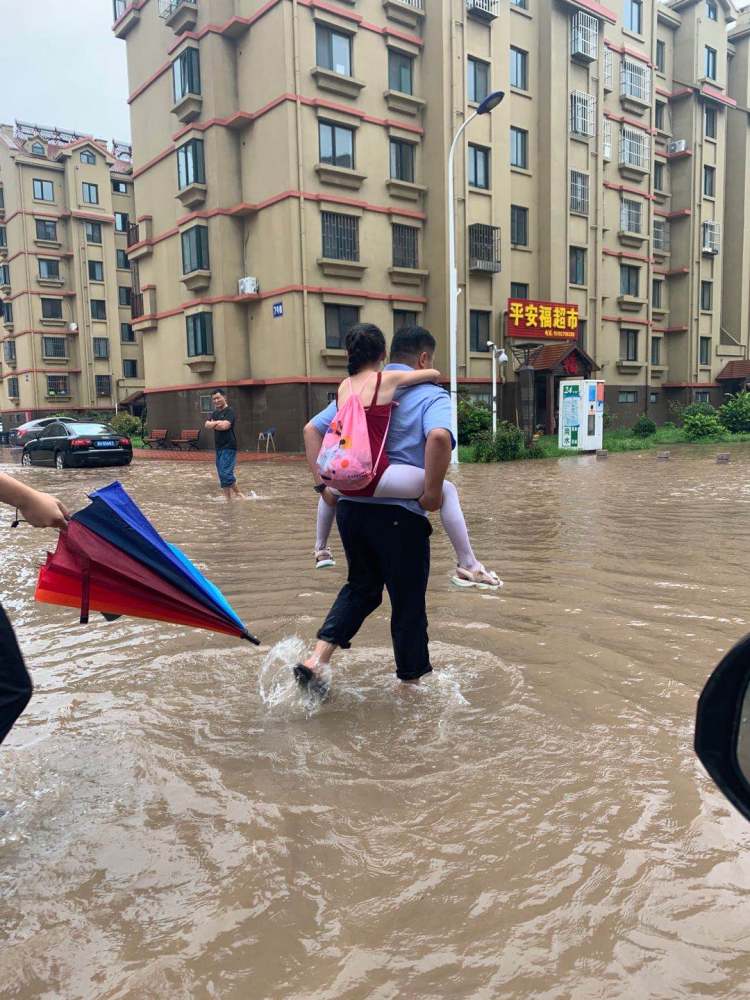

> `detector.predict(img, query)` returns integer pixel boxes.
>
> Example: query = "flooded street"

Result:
[2,450,750,999]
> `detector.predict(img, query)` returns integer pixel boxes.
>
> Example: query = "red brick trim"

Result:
[604,41,653,67]
[143,374,488,395]
[653,325,688,333]
[604,110,658,135]
[0,367,82,381]
[653,208,691,219]
[112,0,149,30]
[5,249,74,262]
[662,381,718,388]
[602,315,651,326]
[602,248,652,263]
[564,0,617,24]
[8,288,77,301]
[604,181,654,200]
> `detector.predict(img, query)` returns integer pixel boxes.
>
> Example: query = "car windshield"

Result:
[69,424,116,436]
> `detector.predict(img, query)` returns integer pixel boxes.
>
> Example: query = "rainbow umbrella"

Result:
[35,482,259,644]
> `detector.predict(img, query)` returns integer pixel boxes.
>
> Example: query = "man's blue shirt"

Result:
[310,364,454,515]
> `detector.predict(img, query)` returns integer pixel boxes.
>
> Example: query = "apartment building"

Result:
[113,0,749,447]
[0,122,144,429]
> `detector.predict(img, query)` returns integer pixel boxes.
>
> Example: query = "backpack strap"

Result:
[370,371,383,408]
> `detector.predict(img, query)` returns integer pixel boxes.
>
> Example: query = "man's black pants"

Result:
[0,603,32,745]
[317,501,433,681]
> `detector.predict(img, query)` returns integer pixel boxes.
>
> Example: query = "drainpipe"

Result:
[292,0,313,421]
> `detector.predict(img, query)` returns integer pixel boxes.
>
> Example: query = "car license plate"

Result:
[96,440,116,448]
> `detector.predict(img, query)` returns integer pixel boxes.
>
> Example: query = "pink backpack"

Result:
[316,379,381,491]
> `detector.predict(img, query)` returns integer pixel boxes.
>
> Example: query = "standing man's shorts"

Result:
[216,448,237,488]
[0,603,33,745]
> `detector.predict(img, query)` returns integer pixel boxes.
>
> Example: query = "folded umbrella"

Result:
[35,482,259,644]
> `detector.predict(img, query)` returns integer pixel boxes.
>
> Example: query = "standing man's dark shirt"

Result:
[212,407,237,451]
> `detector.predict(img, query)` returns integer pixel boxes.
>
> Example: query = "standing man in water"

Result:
[0,473,69,744]
[205,390,244,500]
[298,326,453,691]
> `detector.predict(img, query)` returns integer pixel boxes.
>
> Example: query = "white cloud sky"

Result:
[0,0,131,142]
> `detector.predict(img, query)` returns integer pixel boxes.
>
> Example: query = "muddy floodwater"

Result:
[2,450,750,999]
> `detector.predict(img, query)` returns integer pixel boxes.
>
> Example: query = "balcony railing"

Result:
[468,224,501,273]
[398,0,425,7]
[466,0,498,20]
[131,292,144,319]
[113,0,127,20]
[127,222,140,248]
[158,0,194,17]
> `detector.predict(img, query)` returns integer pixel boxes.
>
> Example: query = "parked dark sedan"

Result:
[9,416,78,448]
[21,422,133,469]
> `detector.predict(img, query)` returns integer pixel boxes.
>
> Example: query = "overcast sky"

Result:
[0,0,131,142]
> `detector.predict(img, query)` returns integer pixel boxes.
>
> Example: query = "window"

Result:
[199,394,214,413]
[571,11,598,60]
[511,282,529,299]
[651,337,662,365]
[705,105,717,139]
[41,298,63,320]
[510,47,528,90]
[173,47,201,100]
[469,224,501,272]
[510,127,528,169]
[116,249,130,269]
[468,58,489,104]
[388,50,413,94]
[701,280,713,311]
[620,125,650,168]
[81,149,96,165]
[319,122,354,169]
[652,279,663,308]
[625,0,643,34]
[46,375,69,397]
[699,337,711,366]
[4,340,15,363]
[620,198,642,233]
[123,359,138,379]
[570,170,589,215]
[705,46,717,81]
[91,299,107,320]
[33,179,54,201]
[38,258,60,280]
[654,161,665,191]
[186,312,214,357]
[604,48,614,90]
[649,391,658,404]
[7,376,18,398]
[96,375,112,397]
[706,0,718,20]
[181,225,210,273]
[42,336,66,359]
[570,91,596,137]
[393,309,418,333]
[322,212,359,261]
[620,264,640,297]
[511,0,527,6]
[655,101,666,131]
[392,224,419,269]
[656,40,666,73]
[316,25,352,77]
[82,182,98,205]
[702,220,721,252]
[31,142,45,156]
[602,118,613,159]
[121,322,135,342]
[511,205,529,246]
[112,180,128,194]
[3,302,13,325]
[0,226,5,248]
[695,390,711,403]
[177,138,205,189]
[621,59,651,102]
[653,218,669,252]
[87,260,103,282]
[86,221,102,244]
[620,329,639,361]
[92,337,109,359]
[704,164,716,198]
[115,212,129,233]
[468,144,490,189]
[0,264,9,287]
[390,139,415,183]
[569,246,586,285]
[470,311,491,353]
[118,286,132,307]
[324,303,360,349]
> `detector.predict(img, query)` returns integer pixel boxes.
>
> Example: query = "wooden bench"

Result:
[144,428,169,449]
[170,429,201,451]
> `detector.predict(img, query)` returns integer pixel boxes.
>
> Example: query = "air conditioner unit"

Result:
[238,276,260,296]
[668,139,687,154]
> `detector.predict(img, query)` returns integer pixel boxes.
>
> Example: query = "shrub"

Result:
[457,397,491,445]
[631,414,657,438]
[682,400,716,420]
[473,422,525,462]
[719,392,750,434]
[683,411,724,441]
[110,412,142,438]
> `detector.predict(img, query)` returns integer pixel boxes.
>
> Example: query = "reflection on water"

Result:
[2,451,750,999]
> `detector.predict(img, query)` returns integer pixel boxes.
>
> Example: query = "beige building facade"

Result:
[0,123,144,430]
[113,0,750,447]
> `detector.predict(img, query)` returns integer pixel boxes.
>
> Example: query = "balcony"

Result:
[126,218,153,261]
[468,224,501,274]
[383,0,425,30]
[112,0,140,38]
[466,0,498,20]
[132,286,158,332]
[159,0,198,33]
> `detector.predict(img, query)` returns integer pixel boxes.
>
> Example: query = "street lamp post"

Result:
[486,342,509,436]
[447,89,505,464]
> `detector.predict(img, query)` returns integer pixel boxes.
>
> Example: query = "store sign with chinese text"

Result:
[507,299,579,340]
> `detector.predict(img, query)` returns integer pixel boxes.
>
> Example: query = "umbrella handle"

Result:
[242,631,261,646]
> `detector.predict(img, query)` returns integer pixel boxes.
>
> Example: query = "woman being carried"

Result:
[310,325,500,589]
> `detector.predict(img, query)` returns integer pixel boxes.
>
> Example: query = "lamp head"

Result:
[477,90,505,115]
[498,350,509,364]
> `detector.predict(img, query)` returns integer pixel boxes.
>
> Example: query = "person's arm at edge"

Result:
[420,428,452,511]
[0,473,70,529]
[381,369,441,393]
